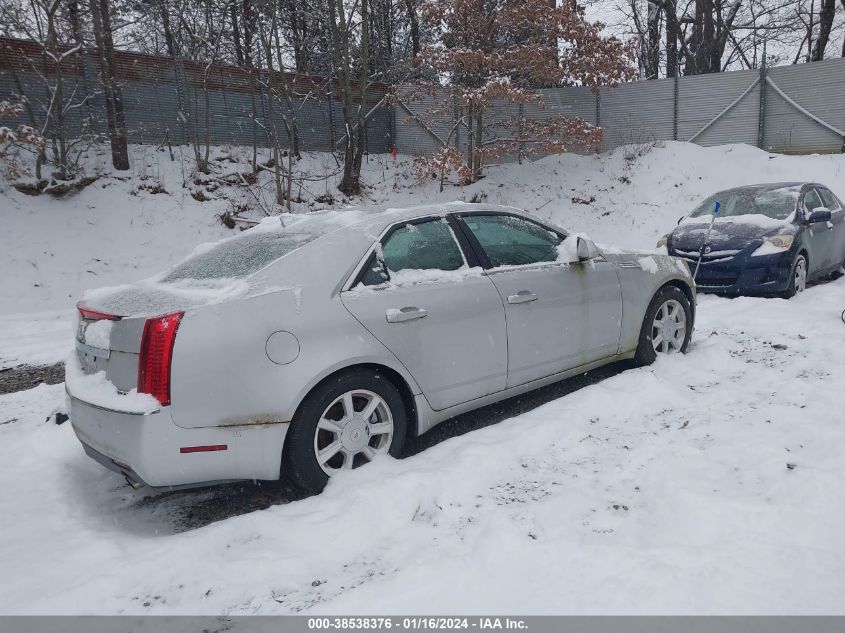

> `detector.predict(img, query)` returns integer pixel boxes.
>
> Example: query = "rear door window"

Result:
[358,219,465,286]
[459,214,563,267]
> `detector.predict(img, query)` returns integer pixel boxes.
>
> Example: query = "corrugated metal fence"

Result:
[2,36,843,158]
[395,58,845,157]
[0,37,393,153]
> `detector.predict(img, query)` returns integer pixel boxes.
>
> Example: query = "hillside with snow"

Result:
[4,141,845,316]
[1,142,845,615]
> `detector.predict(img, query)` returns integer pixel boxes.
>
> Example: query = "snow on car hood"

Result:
[600,247,691,277]
[671,215,793,251]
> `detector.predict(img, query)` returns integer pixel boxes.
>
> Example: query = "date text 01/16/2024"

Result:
[307,618,528,630]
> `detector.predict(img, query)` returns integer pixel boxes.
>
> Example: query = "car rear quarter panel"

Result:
[168,227,421,430]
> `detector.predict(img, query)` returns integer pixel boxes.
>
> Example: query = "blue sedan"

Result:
[659,182,845,298]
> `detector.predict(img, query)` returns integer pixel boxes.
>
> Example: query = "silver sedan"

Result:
[66,203,695,493]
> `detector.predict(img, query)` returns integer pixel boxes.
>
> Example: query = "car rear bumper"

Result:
[68,390,288,490]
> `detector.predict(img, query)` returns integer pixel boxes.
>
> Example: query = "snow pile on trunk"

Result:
[81,319,112,349]
[80,278,251,319]
[64,353,159,414]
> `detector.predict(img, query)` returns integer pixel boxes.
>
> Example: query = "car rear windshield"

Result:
[161,231,316,281]
[689,185,801,221]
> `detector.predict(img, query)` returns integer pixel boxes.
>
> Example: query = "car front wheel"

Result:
[781,253,808,299]
[635,285,693,366]
[283,368,407,494]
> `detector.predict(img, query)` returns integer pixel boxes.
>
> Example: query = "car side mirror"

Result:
[576,237,600,261]
[808,208,832,224]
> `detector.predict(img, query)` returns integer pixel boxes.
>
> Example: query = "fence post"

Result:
[673,74,679,141]
[391,94,397,153]
[327,84,336,151]
[595,88,601,128]
[757,58,767,149]
[453,93,461,151]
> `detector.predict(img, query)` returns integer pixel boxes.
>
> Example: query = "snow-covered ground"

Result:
[1,141,845,614]
[2,286,845,614]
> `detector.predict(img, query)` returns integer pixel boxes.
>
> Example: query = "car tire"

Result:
[282,368,407,494]
[780,253,808,299]
[634,285,693,366]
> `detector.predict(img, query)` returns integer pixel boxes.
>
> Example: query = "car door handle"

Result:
[507,291,538,304]
[386,307,428,323]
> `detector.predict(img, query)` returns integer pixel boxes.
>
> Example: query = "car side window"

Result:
[818,188,842,211]
[460,214,563,267]
[803,189,823,213]
[358,219,465,286]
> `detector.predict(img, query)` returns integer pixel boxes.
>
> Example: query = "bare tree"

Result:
[326,0,370,195]
[812,0,838,59]
[255,0,309,210]
[0,0,97,182]
[404,0,421,70]
[90,0,129,169]
[278,0,333,75]
[609,0,845,77]
[628,0,662,78]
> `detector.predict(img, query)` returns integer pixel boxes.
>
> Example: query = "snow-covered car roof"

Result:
[80,203,530,318]
[277,200,522,237]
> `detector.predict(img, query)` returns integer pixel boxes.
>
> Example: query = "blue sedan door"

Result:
[802,188,837,273]
[818,187,845,269]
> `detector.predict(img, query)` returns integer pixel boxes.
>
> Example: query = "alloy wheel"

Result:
[313,389,394,475]
[651,299,687,354]
[794,257,807,294]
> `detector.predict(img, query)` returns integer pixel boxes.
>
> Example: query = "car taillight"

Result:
[137,312,183,406]
[77,302,119,321]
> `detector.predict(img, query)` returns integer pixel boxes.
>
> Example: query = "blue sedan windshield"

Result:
[689,185,801,221]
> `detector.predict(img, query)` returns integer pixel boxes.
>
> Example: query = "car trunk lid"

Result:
[74,295,183,405]
[75,305,146,393]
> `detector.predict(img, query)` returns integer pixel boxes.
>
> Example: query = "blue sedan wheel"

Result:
[782,254,808,299]
[794,257,807,293]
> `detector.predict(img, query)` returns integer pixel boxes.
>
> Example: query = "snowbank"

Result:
[3,141,845,317]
